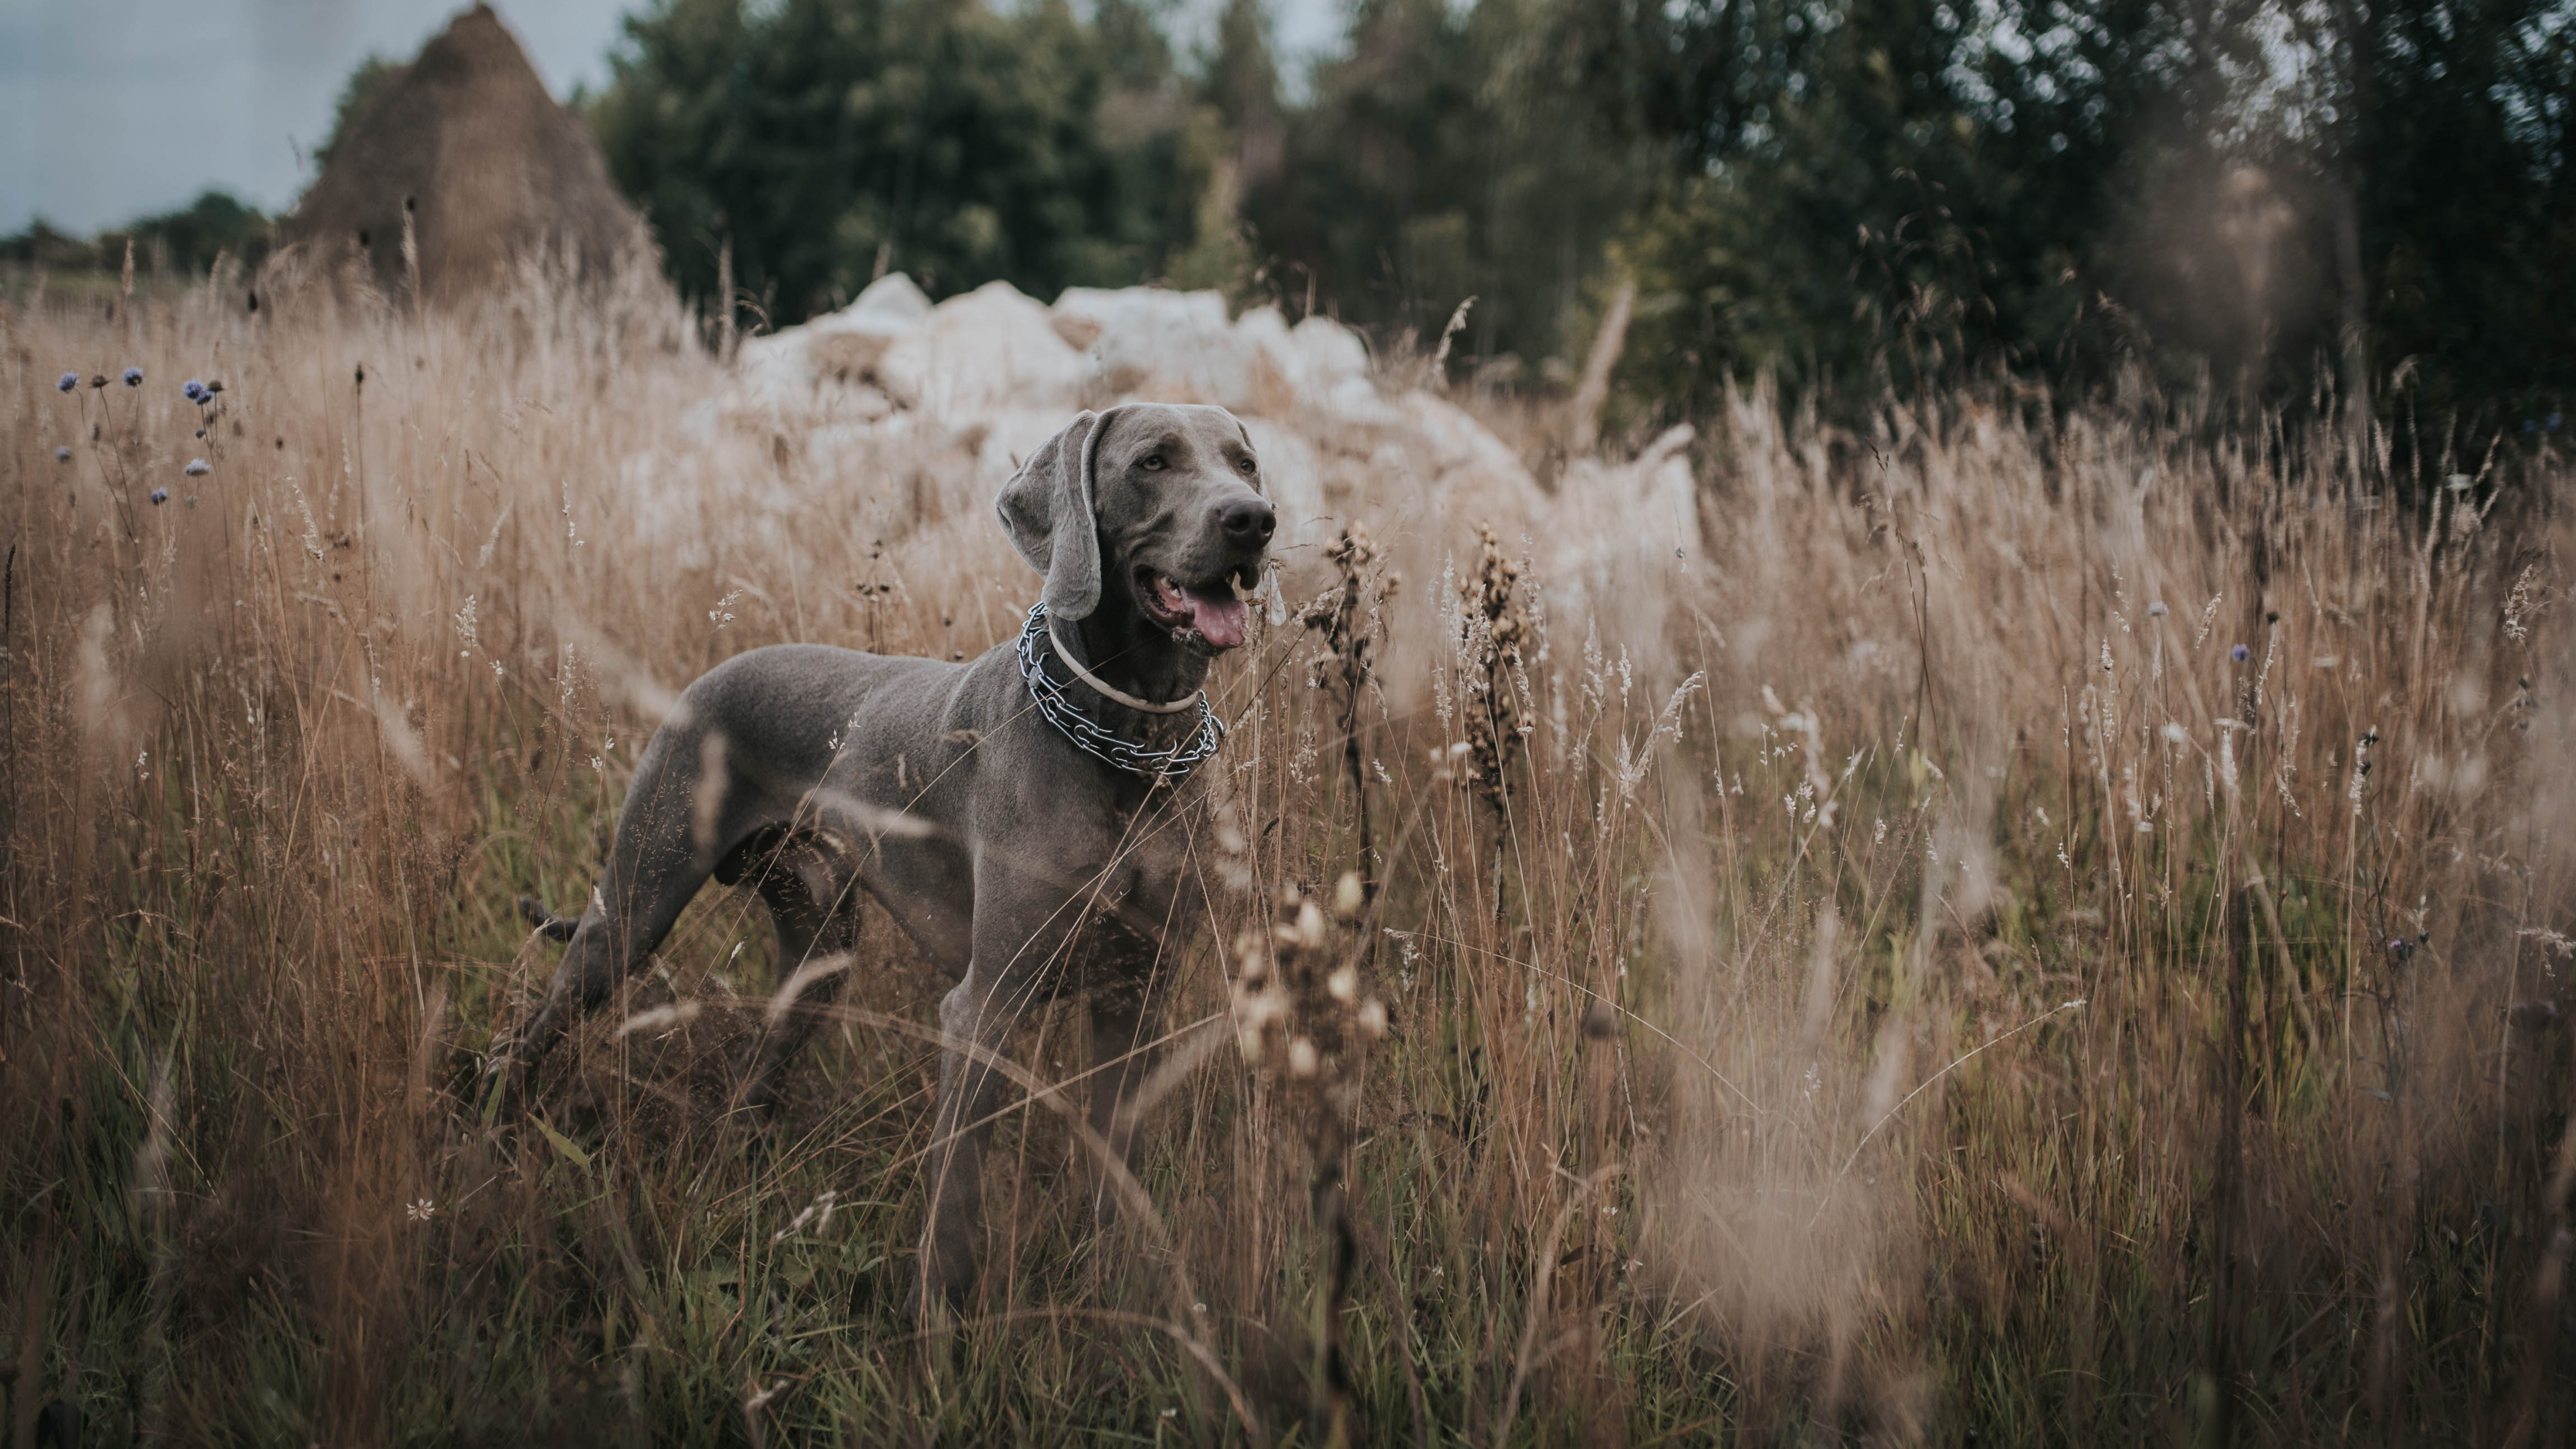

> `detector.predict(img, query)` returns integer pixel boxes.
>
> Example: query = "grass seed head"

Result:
[1295,901,1329,951]
[1334,870,1365,918]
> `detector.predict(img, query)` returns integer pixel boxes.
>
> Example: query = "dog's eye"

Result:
[1138,454,1166,471]
[1236,457,1257,474]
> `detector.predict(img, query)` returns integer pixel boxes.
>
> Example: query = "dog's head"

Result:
[996,403,1275,652]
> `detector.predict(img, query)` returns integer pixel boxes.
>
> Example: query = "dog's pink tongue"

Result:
[1185,586,1250,649]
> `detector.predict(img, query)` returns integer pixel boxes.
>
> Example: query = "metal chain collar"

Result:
[1016,602,1225,784]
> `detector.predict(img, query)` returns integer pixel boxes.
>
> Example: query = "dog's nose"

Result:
[1218,496,1275,547]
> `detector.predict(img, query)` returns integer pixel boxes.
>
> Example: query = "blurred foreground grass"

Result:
[5,270,2575,1445]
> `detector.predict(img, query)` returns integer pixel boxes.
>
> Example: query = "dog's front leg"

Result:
[918,868,1079,1316]
[919,965,1007,1313]
[1087,975,1166,1232]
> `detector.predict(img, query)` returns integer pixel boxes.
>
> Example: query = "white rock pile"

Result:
[670,272,1705,665]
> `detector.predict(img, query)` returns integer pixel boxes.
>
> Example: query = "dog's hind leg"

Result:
[736,833,864,1122]
[492,861,706,1114]
[490,722,769,1113]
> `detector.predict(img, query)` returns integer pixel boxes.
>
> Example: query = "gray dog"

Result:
[490,402,1275,1307]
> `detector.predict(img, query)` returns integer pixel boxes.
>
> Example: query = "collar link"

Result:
[1017,602,1225,782]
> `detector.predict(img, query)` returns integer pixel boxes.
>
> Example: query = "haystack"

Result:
[278,4,653,300]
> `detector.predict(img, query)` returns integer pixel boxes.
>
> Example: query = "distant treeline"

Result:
[2,191,274,284]
[593,0,2573,425]
[15,0,2568,425]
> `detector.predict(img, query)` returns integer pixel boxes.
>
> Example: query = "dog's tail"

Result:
[519,894,579,943]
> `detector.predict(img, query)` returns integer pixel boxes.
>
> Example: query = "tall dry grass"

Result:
[3,262,2573,1445]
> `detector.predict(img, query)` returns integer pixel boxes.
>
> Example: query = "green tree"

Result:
[2,191,273,278]
[1604,0,2204,414]
[590,0,1212,319]
[2342,0,2576,418]
[572,0,2571,423]
[1597,0,2574,423]
[1160,0,1280,292]
[1238,0,1658,374]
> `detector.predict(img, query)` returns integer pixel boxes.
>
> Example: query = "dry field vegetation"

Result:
[5,264,2576,1447]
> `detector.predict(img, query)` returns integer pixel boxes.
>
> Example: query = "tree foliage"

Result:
[572,0,2570,419]
[2348,0,2576,417]
[1,191,274,279]
[1597,0,2576,419]
[1234,0,1660,371]
[590,0,1226,320]
[1598,0,2184,405]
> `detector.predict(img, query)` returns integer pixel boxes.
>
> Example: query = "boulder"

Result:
[697,275,1564,604]
[1047,287,1376,418]
[1273,309,1377,405]
[1053,287,1249,406]
[877,280,1089,415]
[1551,425,1707,655]
[734,272,928,415]
[1397,392,1552,524]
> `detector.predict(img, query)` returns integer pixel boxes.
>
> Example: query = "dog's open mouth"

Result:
[1140,570,1252,650]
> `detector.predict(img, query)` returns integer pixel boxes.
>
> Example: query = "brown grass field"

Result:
[5,264,2575,1445]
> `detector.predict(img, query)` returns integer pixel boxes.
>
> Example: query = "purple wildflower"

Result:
[150,486,169,505]
[123,367,143,386]
[183,458,211,477]
[2231,643,2249,662]
[57,372,77,392]
[55,445,72,462]
[182,380,207,402]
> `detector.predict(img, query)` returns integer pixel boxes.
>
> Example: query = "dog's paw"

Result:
[900,1267,971,1338]
[906,1238,980,1330]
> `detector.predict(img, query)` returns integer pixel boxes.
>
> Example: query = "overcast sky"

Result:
[1,0,1344,237]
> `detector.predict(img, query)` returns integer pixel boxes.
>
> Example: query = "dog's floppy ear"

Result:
[996,407,1121,621]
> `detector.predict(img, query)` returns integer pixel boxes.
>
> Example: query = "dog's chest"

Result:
[1095,802,1193,908]
[1063,797,1201,970]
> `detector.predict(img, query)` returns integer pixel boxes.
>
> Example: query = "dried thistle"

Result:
[1230,875,1384,1108]
[1300,522,1399,886]
[1230,875,1389,1444]
[2504,564,2551,645]
[1458,521,1528,818]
